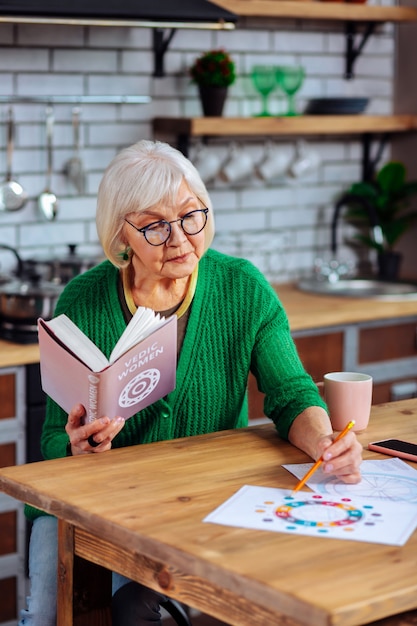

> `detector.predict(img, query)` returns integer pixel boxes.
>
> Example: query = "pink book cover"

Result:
[38,316,177,421]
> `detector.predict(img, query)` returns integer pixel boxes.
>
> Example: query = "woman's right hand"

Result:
[65,403,125,455]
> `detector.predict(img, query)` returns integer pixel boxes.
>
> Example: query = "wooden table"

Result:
[1,399,417,626]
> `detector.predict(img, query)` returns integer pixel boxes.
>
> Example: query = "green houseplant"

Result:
[189,48,236,116]
[342,160,417,279]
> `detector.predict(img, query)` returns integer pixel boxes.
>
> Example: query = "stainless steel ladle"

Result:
[0,107,28,212]
[38,106,59,221]
[63,106,86,194]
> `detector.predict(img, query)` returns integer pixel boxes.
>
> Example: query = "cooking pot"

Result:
[0,275,63,343]
[24,243,103,284]
[0,272,11,286]
[0,276,62,323]
[0,244,64,342]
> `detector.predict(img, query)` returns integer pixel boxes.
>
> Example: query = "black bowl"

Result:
[304,97,369,115]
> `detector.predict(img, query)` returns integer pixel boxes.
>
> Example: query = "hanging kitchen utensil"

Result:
[63,106,86,194]
[38,106,59,221]
[0,107,28,212]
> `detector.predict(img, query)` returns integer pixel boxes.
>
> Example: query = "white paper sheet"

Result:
[204,484,417,545]
[283,458,417,502]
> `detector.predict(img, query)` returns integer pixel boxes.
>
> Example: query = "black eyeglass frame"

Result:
[125,207,209,246]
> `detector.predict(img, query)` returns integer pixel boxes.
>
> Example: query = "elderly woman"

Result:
[21,140,362,626]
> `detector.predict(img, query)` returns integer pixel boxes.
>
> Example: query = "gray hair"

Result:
[96,140,215,267]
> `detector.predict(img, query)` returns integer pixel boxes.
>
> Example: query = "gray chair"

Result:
[161,598,193,626]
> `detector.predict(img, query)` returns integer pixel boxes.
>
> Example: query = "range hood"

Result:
[0,0,237,29]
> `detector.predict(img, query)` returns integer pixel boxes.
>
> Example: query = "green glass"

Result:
[251,65,277,117]
[276,65,305,117]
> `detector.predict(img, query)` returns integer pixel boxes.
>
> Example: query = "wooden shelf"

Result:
[153,114,417,179]
[153,115,417,138]
[211,0,417,23]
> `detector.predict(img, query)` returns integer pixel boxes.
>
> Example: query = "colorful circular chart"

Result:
[206,484,415,545]
[275,496,363,528]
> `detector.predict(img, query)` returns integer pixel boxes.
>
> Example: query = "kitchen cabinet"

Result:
[294,330,344,380]
[248,317,417,420]
[0,366,26,626]
[357,318,417,404]
[359,320,417,363]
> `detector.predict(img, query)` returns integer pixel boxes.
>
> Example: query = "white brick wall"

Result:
[0,8,396,281]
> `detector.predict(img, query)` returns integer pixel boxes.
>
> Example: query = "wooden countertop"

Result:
[276,282,417,331]
[1,282,417,368]
[0,338,39,368]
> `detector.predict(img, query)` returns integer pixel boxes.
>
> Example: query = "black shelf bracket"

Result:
[361,132,388,181]
[153,28,177,78]
[345,21,376,79]
[177,133,190,157]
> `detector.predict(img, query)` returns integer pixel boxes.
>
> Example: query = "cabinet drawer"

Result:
[0,510,17,556]
[372,377,417,404]
[359,322,417,363]
[0,576,17,623]
[248,372,265,420]
[0,373,16,420]
[294,332,344,382]
[0,442,17,468]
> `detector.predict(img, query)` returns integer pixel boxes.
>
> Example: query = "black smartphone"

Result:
[368,439,417,462]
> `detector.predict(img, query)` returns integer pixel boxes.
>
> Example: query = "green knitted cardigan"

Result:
[25,249,326,521]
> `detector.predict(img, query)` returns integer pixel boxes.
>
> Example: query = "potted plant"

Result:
[342,160,417,280]
[189,48,236,117]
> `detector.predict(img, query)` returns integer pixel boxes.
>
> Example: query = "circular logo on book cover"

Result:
[118,368,160,408]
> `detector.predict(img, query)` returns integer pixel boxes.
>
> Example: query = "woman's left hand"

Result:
[316,430,362,484]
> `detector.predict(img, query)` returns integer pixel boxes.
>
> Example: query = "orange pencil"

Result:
[291,420,356,495]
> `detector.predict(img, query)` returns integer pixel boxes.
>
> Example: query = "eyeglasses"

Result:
[125,207,209,246]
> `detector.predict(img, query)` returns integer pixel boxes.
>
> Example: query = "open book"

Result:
[38,307,177,422]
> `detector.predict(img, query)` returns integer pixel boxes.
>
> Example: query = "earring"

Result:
[119,246,131,261]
